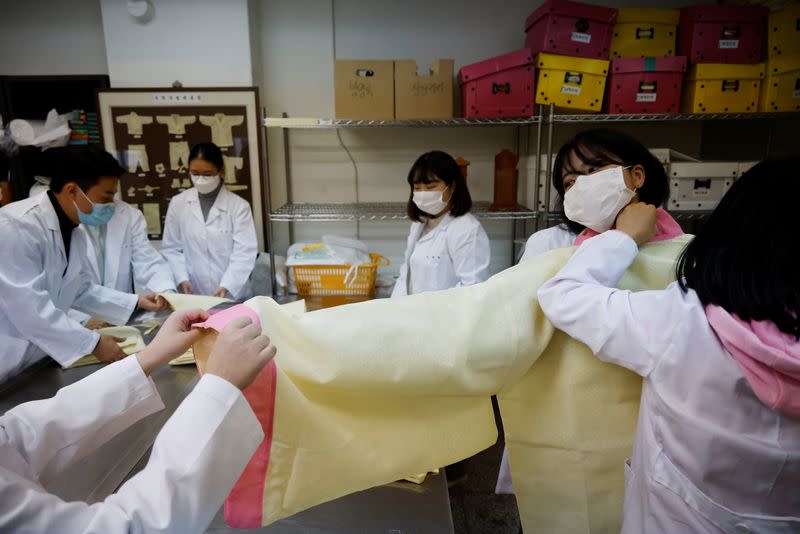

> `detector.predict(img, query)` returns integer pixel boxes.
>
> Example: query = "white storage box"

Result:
[668,161,740,211]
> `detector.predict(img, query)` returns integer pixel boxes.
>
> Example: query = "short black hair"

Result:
[43,146,124,192]
[552,128,669,234]
[188,142,224,171]
[677,158,799,339]
[406,150,472,222]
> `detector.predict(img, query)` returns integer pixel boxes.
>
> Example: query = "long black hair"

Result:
[677,158,799,339]
[552,128,669,234]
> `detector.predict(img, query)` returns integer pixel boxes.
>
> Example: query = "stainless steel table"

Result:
[0,311,454,533]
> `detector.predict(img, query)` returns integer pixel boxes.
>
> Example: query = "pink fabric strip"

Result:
[224,361,278,528]
[189,304,278,528]
[573,208,683,246]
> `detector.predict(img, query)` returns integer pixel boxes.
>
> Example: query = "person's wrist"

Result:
[135,346,164,376]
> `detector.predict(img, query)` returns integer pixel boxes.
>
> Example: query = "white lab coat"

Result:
[538,230,800,533]
[80,201,176,294]
[518,224,577,263]
[0,355,263,533]
[0,194,138,382]
[161,187,257,300]
[391,213,490,298]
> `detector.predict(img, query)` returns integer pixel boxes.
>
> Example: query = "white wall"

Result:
[0,0,108,75]
[99,0,252,87]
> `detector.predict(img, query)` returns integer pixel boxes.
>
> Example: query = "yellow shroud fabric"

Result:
[233,235,691,531]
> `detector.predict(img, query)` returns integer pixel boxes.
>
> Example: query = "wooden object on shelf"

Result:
[490,149,520,211]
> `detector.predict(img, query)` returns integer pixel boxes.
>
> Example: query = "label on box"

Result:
[636,93,657,103]
[719,39,739,49]
[571,32,592,44]
[693,189,710,197]
[412,81,445,97]
[561,85,582,95]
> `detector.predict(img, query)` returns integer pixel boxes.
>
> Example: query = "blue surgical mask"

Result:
[74,188,115,226]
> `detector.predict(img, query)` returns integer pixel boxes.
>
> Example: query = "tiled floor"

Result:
[447,398,522,534]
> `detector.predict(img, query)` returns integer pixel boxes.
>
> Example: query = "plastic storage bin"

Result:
[759,55,800,112]
[678,5,768,64]
[608,56,687,114]
[535,52,609,112]
[459,49,535,118]
[611,8,679,59]
[668,162,739,211]
[683,63,765,113]
[524,0,617,60]
[769,3,800,59]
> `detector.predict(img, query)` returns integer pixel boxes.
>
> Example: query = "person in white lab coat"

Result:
[391,150,490,298]
[0,147,166,383]
[538,159,800,532]
[80,201,176,294]
[0,308,278,532]
[161,142,257,300]
[497,128,678,495]
[71,201,177,327]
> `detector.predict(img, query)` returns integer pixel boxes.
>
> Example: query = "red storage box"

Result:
[458,49,535,118]
[525,0,617,60]
[679,5,768,64]
[607,56,687,114]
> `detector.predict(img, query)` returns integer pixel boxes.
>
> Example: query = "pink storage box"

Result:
[679,5,768,64]
[607,56,687,114]
[458,49,535,118]
[524,0,618,60]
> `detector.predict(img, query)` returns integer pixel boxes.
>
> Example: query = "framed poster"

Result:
[97,87,267,249]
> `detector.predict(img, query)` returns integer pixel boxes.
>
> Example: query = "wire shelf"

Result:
[551,112,800,123]
[270,201,538,222]
[264,117,542,128]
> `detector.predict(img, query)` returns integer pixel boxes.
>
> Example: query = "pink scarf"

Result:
[573,208,684,246]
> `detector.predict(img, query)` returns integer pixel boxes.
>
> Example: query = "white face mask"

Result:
[190,174,221,194]
[563,165,636,233]
[413,189,449,216]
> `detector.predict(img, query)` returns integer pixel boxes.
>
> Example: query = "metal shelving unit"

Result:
[264,116,542,128]
[270,201,537,222]
[260,105,797,296]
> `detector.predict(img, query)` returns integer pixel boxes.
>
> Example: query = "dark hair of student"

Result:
[552,128,670,234]
[406,150,472,222]
[44,146,125,193]
[188,142,224,171]
[677,158,799,339]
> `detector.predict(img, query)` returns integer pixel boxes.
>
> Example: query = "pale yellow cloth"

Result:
[67,326,146,368]
[215,236,688,531]
[157,293,231,312]
[168,347,195,366]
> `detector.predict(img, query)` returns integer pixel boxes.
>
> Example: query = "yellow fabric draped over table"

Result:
[193,235,691,533]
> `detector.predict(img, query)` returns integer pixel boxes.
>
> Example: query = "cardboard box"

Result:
[395,59,454,119]
[335,60,395,119]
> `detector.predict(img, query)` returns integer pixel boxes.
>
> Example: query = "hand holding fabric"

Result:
[136,310,209,375]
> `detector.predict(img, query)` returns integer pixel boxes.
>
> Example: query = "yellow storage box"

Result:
[611,8,680,59]
[683,63,765,114]
[535,53,609,113]
[768,3,800,59]
[760,55,800,112]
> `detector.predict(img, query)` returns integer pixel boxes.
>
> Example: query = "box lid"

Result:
[680,5,768,24]
[458,49,534,84]
[767,55,800,76]
[536,52,610,76]
[612,56,687,75]
[616,7,679,25]
[525,0,617,32]
[688,63,765,81]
